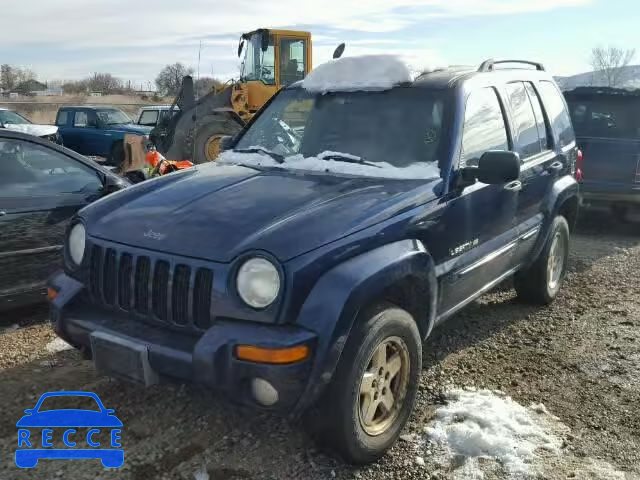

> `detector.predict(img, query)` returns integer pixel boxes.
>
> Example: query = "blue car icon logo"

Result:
[16,391,123,468]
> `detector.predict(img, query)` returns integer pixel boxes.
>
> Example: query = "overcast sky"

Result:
[2,0,638,87]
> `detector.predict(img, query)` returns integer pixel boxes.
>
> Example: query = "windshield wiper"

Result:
[317,152,381,168]
[234,147,285,164]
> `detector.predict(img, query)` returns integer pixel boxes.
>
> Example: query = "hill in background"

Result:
[556,65,640,90]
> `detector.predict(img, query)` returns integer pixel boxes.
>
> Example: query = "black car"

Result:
[49,57,579,462]
[564,87,640,220]
[0,130,128,311]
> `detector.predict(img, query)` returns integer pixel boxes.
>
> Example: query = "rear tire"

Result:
[310,302,422,464]
[514,215,570,304]
[193,116,242,164]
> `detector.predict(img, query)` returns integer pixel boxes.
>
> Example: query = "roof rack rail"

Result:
[478,59,545,72]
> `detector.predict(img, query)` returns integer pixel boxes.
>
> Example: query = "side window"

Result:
[280,38,307,86]
[56,110,68,126]
[524,82,551,151]
[537,81,575,148]
[505,82,541,159]
[0,139,102,197]
[261,37,276,85]
[138,110,159,126]
[74,111,88,127]
[460,88,509,167]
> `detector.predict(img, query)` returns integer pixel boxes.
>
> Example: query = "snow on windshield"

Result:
[217,150,440,180]
[302,55,412,94]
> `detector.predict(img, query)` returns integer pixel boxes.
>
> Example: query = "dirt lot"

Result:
[0,213,638,480]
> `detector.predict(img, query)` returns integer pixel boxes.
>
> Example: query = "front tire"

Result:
[193,116,242,164]
[515,215,570,304]
[312,303,422,464]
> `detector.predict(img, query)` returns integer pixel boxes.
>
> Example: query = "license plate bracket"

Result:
[90,331,159,386]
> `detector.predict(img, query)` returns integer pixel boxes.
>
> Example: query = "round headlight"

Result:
[236,258,280,309]
[68,223,86,266]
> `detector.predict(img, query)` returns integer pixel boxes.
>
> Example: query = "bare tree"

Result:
[155,63,194,97]
[590,46,636,87]
[194,77,222,98]
[0,64,16,91]
[88,72,123,94]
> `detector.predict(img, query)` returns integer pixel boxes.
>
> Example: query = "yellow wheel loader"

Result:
[151,28,313,164]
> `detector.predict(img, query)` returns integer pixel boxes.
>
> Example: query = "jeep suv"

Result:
[48,57,579,463]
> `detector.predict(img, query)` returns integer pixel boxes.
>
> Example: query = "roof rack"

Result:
[478,59,545,72]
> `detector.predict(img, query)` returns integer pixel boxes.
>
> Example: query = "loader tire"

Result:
[193,116,243,164]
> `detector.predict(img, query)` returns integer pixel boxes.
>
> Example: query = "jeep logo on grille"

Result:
[143,229,167,241]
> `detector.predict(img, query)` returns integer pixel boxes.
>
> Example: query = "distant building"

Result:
[90,92,102,97]
[34,87,64,96]
[14,79,47,95]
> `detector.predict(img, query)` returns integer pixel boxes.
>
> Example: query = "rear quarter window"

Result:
[537,81,575,148]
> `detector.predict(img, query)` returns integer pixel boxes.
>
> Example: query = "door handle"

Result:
[547,161,563,172]
[504,180,522,192]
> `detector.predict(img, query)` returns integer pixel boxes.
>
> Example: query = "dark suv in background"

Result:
[565,87,640,221]
[49,57,579,462]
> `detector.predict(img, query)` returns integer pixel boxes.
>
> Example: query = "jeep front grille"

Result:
[87,244,214,331]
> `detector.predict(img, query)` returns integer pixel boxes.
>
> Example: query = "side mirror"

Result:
[102,174,127,193]
[333,43,346,59]
[462,151,520,185]
[260,31,269,52]
[238,39,245,58]
[220,135,234,152]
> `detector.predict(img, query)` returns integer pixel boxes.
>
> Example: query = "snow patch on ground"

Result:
[45,337,73,354]
[218,150,440,180]
[302,55,411,94]
[424,389,563,478]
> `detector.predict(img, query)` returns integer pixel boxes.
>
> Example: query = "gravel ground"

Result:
[0,213,638,480]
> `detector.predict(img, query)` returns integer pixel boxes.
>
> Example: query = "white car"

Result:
[135,105,179,128]
[0,108,61,142]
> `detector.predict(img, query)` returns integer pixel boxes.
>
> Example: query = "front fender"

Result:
[293,239,436,413]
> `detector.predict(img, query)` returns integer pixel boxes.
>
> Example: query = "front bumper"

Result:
[49,272,316,414]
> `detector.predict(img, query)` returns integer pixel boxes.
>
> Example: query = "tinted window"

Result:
[567,97,640,139]
[538,81,575,147]
[524,82,551,151]
[139,110,159,126]
[56,110,68,126]
[460,88,509,167]
[505,82,541,159]
[74,111,88,127]
[0,139,102,197]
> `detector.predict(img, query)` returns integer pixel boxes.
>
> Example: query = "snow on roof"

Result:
[302,55,412,94]
[217,150,440,180]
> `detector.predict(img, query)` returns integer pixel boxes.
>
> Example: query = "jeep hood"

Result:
[4,123,58,137]
[86,163,440,262]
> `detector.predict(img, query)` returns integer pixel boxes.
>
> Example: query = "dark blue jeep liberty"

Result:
[48,57,579,463]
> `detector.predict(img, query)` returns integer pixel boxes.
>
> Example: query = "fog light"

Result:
[251,378,279,406]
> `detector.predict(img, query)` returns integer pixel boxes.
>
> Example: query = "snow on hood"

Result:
[302,55,412,94]
[218,150,440,180]
[4,123,58,137]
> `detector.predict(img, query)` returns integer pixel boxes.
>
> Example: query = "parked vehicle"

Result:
[564,87,640,220]
[55,106,152,166]
[0,108,61,143]
[135,105,179,128]
[48,57,579,463]
[0,130,128,310]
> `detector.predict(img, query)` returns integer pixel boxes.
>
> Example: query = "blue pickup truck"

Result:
[564,87,640,221]
[55,106,152,166]
[49,57,579,463]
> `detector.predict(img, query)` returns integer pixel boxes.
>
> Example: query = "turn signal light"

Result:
[235,344,309,364]
[47,287,58,301]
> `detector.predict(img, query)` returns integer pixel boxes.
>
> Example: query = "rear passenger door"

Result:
[510,81,575,265]
[436,87,520,318]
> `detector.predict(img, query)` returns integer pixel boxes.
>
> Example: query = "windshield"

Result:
[567,96,640,139]
[240,33,276,85]
[0,110,31,125]
[96,109,132,125]
[231,87,447,178]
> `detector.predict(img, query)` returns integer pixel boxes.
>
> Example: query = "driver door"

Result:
[0,138,104,304]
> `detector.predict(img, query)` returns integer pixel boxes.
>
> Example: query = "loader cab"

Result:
[239,29,312,112]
